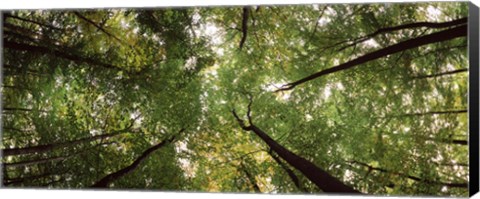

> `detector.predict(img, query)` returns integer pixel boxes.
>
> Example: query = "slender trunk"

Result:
[73,12,125,46]
[4,141,116,168]
[348,160,467,188]
[3,127,132,156]
[276,24,467,91]
[239,7,250,50]
[90,129,183,188]
[240,162,261,193]
[413,68,468,79]
[3,172,52,186]
[3,13,65,31]
[232,110,361,194]
[4,156,66,168]
[422,137,467,145]
[268,150,307,192]
[4,40,122,70]
[2,107,36,112]
[337,17,467,51]
[397,109,467,117]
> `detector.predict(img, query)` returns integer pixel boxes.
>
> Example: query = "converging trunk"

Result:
[276,24,467,91]
[3,127,132,156]
[269,149,308,192]
[232,110,361,194]
[348,160,468,188]
[90,130,183,188]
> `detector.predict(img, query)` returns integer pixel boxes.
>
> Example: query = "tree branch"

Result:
[239,7,250,50]
[275,24,467,92]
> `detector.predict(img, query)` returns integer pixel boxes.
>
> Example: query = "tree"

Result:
[2,3,469,196]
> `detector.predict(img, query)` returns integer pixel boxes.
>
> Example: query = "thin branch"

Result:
[275,24,467,92]
[239,7,250,50]
[412,68,468,79]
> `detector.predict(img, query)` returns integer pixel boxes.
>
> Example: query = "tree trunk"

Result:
[73,12,127,46]
[3,127,132,156]
[3,40,122,70]
[90,129,183,188]
[4,141,116,168]
[348,160,467,188]
[239,7,250,50]
[4,13,65,31]
[277,24,467,91]
[397,109,467,117]
[337,17,467,51]
[412,68,468,79]
[240,162,261,193]
[268,149,307,192]
[232,110,361,194]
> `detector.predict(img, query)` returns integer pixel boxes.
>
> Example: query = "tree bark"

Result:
[397,109,467,117]
[348,160,467,188]
[4,13,65,31]
[4,141,116,168]
[240,162,261,193]
[412,68,468,79]
[276,24,467,92]
[232,110,361,194]
[239,7,250,50]
[2,126,133,156]
[4,40,122,70]
[337,17,467,51]
[268,149,308,192]
[73,12,126,46]
[90,129,183,188]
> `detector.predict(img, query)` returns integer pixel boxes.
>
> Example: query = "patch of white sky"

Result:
[175,140,198,178]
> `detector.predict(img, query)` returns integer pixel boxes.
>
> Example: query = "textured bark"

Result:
[239,7,250,50]
[4,40,122,70]
[4,13,65,31]
[337,17,467,51]
[3,172,53,186]
[413,68,468,79]
[348,160,468,188]
[240,162,261,193]
[269,150,307,192]
[90,129,183,188]
[232,110,361,194]
[277,24,467,91]
[397,109,467,117]
[3,127,132,156]
[73,12,125,46]
[4,142,116,168]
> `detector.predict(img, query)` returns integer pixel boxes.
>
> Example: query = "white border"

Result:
[0,0,461,10]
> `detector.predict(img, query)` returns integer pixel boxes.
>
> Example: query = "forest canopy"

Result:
[1,2,469,197]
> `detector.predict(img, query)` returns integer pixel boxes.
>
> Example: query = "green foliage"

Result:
[2,2,468,196]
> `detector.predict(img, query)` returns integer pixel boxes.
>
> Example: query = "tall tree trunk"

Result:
[90,129,183,188]
[4,13,65,31]
[3,172,53,186]
[348,160,467,188]
[336,17,467,51]
[73,12,130,48]
[3,40,122,70]
[397,109,467,117]
[421,136,468,145]
[3,127,132,156]
[240,162,261,193]
[4,141,116,168]
[412,68,468,79]
[239,7,250,50]
[276,24,467,92]
[232,110,361,194]
[268,149,308,192]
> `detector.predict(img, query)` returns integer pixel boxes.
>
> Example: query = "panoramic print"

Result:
[1,2,469,196]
